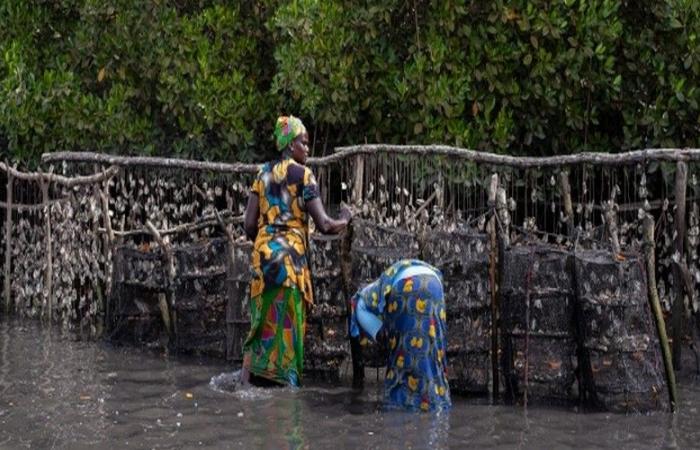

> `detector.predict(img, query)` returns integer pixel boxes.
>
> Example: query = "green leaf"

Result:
[530,35,539,49]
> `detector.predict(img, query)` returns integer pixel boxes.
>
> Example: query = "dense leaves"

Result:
[1,1,699,166]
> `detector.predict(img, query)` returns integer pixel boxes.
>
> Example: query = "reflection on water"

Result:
[0,318,699,449]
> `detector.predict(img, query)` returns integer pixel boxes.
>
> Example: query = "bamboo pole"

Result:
[3,169,13,313]
[672,161,688,368]
[40,177,53,323]
[643,215,678,411]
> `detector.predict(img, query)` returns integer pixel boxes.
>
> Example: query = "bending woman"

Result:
[349,259,451,412]
[240,115,350,387]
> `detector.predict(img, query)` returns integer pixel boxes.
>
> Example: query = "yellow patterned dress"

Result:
[242,156,319,386]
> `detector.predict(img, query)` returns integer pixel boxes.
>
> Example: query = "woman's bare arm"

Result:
[306,198,351,234]
[243,193,260,241]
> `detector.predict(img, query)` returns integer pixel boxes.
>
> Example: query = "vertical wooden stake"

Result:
[487,173,499,401]
[98,184,114,302]
[158,293,172,336]
[4,169,13,313]
[146,220,175,341]
[496,186,510,247]
[643,215,678,411]
[559,171,575,238]
[672,161,687,369]
[604,202,621,256]
[41,177,53,323]
[340,223,363,388]
[352,155,364,206]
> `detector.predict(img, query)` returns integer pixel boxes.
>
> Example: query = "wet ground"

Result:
[0,318,699,449]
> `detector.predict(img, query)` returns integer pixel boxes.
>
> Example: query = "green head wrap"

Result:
[274,115,306,151]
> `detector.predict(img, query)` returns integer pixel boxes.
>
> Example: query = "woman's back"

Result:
[253,157,319,236]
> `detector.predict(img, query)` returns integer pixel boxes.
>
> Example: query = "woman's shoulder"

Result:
[286,160,314,184]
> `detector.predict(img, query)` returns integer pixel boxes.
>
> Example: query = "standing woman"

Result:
[240,115,351,387]
[349,259,451,412]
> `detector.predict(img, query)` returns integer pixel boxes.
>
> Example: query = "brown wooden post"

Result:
[559,171,575,238]
[487,173,500,401]
[603,201,621,256]
[672,161,688,369]
[3,169,13,313]
[339,222,363,388]
[643,215,678,411]
[496,186,510,247]
[87,171,109,336]
[146,220,175,341]
[40,176,53,322]
[352,155,364,206]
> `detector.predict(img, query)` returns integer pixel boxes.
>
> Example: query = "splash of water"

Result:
[208,370,276,401]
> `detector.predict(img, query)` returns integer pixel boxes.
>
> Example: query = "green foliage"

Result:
[1,1,699,166]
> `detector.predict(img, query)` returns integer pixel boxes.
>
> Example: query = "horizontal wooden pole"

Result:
[104,211,243,238]
[0,162,120,187]
[43,147,700,172]
[41,152,261,174]
[0,198,66,211]
[331,145,700,168]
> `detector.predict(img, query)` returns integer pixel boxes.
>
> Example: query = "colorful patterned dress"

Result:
[349,259,451,412]
[242,156,319,386]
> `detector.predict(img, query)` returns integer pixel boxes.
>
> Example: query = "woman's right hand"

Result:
[339,204,353,222]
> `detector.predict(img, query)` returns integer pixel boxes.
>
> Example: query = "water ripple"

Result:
[1,319,699,449]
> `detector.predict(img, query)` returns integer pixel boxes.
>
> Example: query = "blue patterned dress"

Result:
[349,259,451,412]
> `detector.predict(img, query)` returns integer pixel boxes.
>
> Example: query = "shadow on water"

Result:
[1,317,700,449]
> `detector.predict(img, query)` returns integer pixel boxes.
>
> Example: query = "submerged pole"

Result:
[3,169,12,313]
[559,171,575,238]
[41,177,53,322]
[487,173,499,401]
[672,161,687,369]
[340,223,363,388]
[643,215,678,411]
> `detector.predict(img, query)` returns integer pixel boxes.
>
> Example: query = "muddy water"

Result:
[0,319,699,449]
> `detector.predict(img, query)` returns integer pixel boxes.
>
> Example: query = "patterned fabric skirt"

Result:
[242,286,305,387]
[384,273,451,412]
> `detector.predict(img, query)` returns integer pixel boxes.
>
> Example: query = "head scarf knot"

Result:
[274,115,306,151]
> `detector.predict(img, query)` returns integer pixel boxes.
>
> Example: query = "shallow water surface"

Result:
[0,319,699,449]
